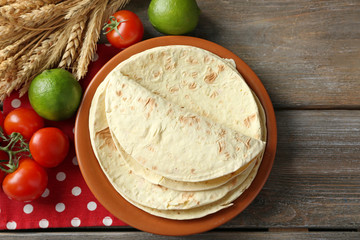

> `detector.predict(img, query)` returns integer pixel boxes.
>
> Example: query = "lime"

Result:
[148,0,200,35]
[28,68,82,121]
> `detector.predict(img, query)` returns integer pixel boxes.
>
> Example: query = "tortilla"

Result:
[90,80,257,210]
[105,74,265,182]
[123,157,262,220]
[89,45,268,219]
[112,45,262,139]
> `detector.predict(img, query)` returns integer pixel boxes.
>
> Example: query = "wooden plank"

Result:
[124,0,360,108]
[0,231,360,240]
[222,110,360,228]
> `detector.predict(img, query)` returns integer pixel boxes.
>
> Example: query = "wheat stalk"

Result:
[74,0,107,80]
[58,17,86,69]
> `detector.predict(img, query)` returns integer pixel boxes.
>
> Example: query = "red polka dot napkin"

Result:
[0,44,128,230]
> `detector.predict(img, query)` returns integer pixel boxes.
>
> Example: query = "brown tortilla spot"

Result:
[153,71,161,78]
[152,166,157,170]
[116,90,122,96]
[218,64,225,72]
[191,72,198,78]
[188,82,197,89]
[218,129,226,137]
[169,87,179,93]
[204,55,210,63]
[204,67,218,84]
[244,113,257,128]
[218,141,223,153]
[147,145,155,152]
[245,138,251,149]
[165,62,177,70]
[186,56,199,64]
[166,109,173,116]
[181,79,188,86]
[210,91,218,98]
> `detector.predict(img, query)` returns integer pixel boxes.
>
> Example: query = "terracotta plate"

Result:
[74,36,277,236]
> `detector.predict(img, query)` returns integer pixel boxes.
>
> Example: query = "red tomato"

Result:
[30,127,69,168]
[4,108,44,141]
[104,10,144,49]
[2,158,47,201]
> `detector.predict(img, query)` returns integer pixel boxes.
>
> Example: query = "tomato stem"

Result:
[103,16,128,40]
[0,127,31,174]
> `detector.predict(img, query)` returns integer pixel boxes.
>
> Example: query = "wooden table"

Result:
[2,0,360,239]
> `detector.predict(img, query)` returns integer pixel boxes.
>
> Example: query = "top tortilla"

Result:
[105,74,265,182]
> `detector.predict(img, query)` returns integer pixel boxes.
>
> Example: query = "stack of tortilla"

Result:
[89,45,267,220]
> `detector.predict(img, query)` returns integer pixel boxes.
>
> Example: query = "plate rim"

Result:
[75,36,277,236]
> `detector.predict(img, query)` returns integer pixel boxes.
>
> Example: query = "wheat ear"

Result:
[58,17,87,69]
[75,0,107,80]
[0,1,46,20]
[65,0,99,19]
[0,0,16,7]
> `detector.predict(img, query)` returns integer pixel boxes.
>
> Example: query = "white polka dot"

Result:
[6,221,17,230]
[105,43,112,47]
[87,201,97,211]
[39,219,49,228]
[71,217,81,227]
[56,172,66,181]
[72,186,81,196]
[41,188,50,198]
[23,204,33,214]
[72,156,78,165]
[11,99,21,108]
[92,52,99,62]
[55,203,65,213]
[72,127,75,134]
[102,216,113,226]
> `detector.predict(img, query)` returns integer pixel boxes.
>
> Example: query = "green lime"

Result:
[148,0,200,35]
[28,68,82,121]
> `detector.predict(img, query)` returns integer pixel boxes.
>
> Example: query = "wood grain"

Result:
[125,0,360,109]
[223,110,360,228]
[1,231,360,240]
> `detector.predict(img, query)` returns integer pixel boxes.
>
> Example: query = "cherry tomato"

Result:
[4,108,44,141]
[30,127,69,168]
[2,158,47,201]
[104,10,144,49]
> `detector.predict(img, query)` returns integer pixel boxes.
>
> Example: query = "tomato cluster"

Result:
[0,108,69,201]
